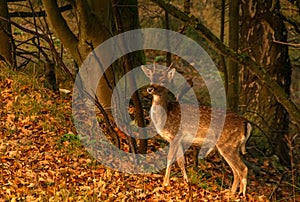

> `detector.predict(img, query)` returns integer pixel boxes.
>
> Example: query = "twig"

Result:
[285,134,298,202]
[273,40,300,47]
[0,16,74,80]
[80,86,120,148]
[9,5,72,18]
[269,172,285,200]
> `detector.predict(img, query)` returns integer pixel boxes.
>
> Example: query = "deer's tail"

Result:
[241,122,252,155]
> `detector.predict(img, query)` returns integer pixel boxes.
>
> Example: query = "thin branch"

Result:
[7,0,27,2]
[0,16,45,37]
[15,36,37,47]
[9,5,72,18]
[273,40,300,47]
[0,17,74,80]
[82,87,121,149]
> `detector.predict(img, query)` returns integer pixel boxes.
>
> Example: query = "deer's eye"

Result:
[161,80,167,85]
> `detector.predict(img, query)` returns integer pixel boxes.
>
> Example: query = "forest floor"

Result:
[0,66,298,201]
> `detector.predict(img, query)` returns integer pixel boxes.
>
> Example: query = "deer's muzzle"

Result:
[147,86,155,94]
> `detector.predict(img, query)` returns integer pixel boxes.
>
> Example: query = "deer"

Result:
[141,64,252,197]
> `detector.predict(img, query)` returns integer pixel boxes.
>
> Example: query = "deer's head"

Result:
[141,64,176,96]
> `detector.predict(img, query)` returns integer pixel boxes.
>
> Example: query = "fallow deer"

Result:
[141,64,252,196]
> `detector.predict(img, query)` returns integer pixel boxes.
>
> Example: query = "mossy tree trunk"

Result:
[239,0,292,165]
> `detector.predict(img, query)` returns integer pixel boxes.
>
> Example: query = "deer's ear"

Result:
[141,65,152,78]
[167,68,176,81]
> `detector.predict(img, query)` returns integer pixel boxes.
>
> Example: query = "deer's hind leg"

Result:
[217,145,248,196]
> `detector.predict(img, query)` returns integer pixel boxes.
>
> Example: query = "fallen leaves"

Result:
[0,69,295,201]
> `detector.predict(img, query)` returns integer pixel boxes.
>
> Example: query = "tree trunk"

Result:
[220,0,227,94]
[44,62,58,91]
[115,0,148,154]
[227,0,239,112]
[239,0,291,165]
[0,0,15,67]
[42,0,114,113]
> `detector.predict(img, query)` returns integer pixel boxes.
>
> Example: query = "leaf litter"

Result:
[0,69,288,201]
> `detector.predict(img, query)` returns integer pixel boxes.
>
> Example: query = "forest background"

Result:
[0,0,300,201]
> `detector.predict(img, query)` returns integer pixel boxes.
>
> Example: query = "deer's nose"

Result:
[147,86,155,94]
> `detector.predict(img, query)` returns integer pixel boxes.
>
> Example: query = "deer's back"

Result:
[160,103,247,146]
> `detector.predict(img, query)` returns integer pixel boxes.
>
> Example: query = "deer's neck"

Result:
[152,94,168,110]
[150,94,168,133]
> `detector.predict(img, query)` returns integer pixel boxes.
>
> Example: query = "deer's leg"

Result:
[192,146,200,168]
[176,144,188,183]
[239,164,248,196]
[164,138,186,186]
[229,157,248,197]
[217,146,240,195]
[219,147,248,196]
[163,163,171,186]
[227,149,248,196]
[163,142,178,186]
[229,163,240,195]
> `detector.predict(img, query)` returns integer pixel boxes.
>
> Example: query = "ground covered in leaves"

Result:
[0,67,297,201]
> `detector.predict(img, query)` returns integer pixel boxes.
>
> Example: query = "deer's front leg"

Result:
[163,162,171,186]
[176,145,188,183]
[163,145,177,186]
[164,138,187,186]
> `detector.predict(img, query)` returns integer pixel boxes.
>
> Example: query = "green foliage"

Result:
[59,133,80,144]
[13,27,23,35]
[188,167,213,190]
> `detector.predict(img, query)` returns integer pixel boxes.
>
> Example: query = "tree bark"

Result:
[220,0,227,94]
[227,0,239,112]
[113,0,148,154]
[41,0,81,63]
[239,0,291,165]
[0,0,15,67]
[44,62,58,91]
